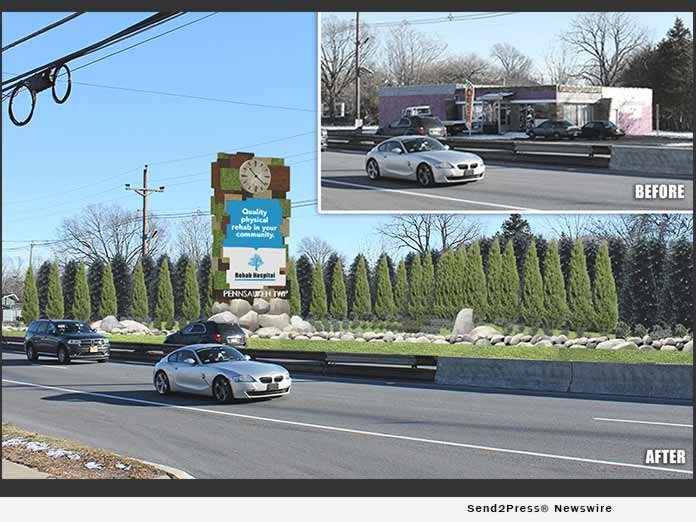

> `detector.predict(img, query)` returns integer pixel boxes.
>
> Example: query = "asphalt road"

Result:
[320,151,693,212]
[2,350,692,479]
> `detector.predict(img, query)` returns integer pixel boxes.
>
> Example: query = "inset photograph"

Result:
[319,12,693,212]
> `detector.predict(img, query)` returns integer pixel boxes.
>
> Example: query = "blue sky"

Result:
[3,12,687,265]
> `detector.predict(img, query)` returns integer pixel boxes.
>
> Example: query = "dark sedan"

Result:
[378,115,447,139]
[527,120,581,140]
[581,120,626,140]
[164,320,248,347]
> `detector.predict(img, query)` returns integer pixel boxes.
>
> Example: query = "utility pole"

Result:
[125,165,164,257]
[354,11,361,127]
[29,240,35,267]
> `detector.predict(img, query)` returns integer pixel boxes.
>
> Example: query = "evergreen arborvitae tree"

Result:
[558,233,574,284]
[352,255,372,319]
[624,237,667,327]
[172,255,190,320]
[567,240,594,331]
[520,241,544,327]
[61,260,78,319]
[181,259,201,323]
[111,253,133,319]
[72,262,91,322]
[374,254,396,320]
[131,261,149,322]
[407,254,425,320]
[286,258,301,317]
[500,240,520,324]
[664,237,693,328]
[22,265,39,324]
[155,258,175,329]
[433,249,460,319]
[542,240,568,329]
[606,237,628,322]
[99,263,117,318]
[44,261,64,319]
[141,254,158,319]
[295,255,313,317]
[323,253,340,312]
[467,241,488,321]
[36,260,52,318]
[197,254,213,320]
[393,260,409,319]
[592,241,618,333]
[87,261,104,321]
[329,258,347,319]
[583,238,601,284]
[485,238,505,324]
[309,261,328,319]
[421,252,435,313]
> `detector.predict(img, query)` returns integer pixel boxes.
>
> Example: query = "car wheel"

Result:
[154,371,171,395]
[26,344,38,362]
[416,164,435,187]
[528,132,536,139]
[57,346,70,365]
[366,159,381,180]
[213,376,233,403]
[552,132,561,140]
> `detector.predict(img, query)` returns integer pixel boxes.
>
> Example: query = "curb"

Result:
[138,459,195,479]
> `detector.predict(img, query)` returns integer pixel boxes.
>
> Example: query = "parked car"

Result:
[580,120,626,140]
[377,115,447,138]
[164,320,248,347]
[527,120,581,140]
[24,319,109,364]
[365,136,485,187]
[153,344,291,402]
[321,127,328,150]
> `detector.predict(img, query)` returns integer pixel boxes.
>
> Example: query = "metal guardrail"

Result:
[1,335,436,381]
[325,131,611,168]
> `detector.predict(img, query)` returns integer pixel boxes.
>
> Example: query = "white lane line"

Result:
[321,179,538,211]
[2,378,691,476]
[594,417,693,428]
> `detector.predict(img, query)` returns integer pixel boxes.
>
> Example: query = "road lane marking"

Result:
[594,417,692,428]
[2,378,691,476]
[321,179,538,211]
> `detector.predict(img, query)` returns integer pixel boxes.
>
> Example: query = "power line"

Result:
[2,12,85,53]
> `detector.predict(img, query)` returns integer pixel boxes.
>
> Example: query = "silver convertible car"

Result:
[365,136,485,187]
[153,344,291,402]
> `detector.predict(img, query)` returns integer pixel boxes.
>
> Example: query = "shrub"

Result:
[613,321,630,339]
[673,324,689,338]
[632,323,648,337]
[649,323,671,340]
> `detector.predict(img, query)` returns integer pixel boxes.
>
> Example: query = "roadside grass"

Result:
[2,423,172,479]
[3,330,690,364]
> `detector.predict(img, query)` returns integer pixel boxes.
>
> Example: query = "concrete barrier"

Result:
[436,357,693,401]
[609,145,693,178]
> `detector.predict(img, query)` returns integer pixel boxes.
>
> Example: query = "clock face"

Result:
[239,158,271,194]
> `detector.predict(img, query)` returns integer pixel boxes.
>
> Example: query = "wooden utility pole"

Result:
[125,165,164,257]
[29,240,35,267]
[354,11,361,125]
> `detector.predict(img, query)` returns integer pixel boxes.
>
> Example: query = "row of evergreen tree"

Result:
[288,235,692,332]
[22,253,213,328]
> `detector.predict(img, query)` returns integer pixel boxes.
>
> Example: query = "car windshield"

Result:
[401,138,446,153]
[196,345,246,364]
[53,322,92,334]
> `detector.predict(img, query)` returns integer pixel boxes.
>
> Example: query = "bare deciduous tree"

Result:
[321,15,376,120]
[431,53,496,84]
[560,12,648,86]
[545,215,595,241]
[383,22,447,86]
[298,236,335,267]
[588,214,693,246]
[173,212,212,265]
[54,204,169,267]
[543,43,581,84]
[376,215,482,255]
[2,256,25,299]
[490,43,535,85]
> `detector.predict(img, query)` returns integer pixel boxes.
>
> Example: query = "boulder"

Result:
[535,340,554,348]
[520,335,532,343]
[394,335,405,343]
[642,335,653,345]
[119,320,151,335]
[613,341,638,350]
[383,332,395,343]
[256,327,282,338]
[211,302,231,315]
[494,342,506,347]
[660,345,678,352]
[268,298,290,315]
[258,313,290,330]
[554,335,568,344]
[596,339,624,350]
[252,298,271,315]
[289,315,312,334]
[683,341,693,353]
[410,336,431,344]
[626,337,642,345]
[340,333,355,342]
[100,315,121,333]
[362,331,377,341]
[573,337,588,345]
[90,320,102,330]
[568,344,587,349]
[469,325,502,339]
[369,338,385,343]
[208,311,239,324]
[294,335,309,341]
[490,335,505,344]
[474,338,491,346]
[310,336,327,341]
[228,299,252,317]
[238,310,259,331]
[355,338,366,343]
[638,344,656,351]
[451,308,474,337]
[509,334,524,346]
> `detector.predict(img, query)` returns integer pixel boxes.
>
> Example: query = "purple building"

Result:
[378,83,653,135]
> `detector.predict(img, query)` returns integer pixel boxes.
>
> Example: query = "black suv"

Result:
[378,116,447,138]
[25,319,110,364]
[164,321,248,347]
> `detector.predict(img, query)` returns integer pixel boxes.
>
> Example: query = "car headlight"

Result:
[103,338,110,345]
[67,339,81,346]
[233,375,256,383]
[435,161,454,169]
